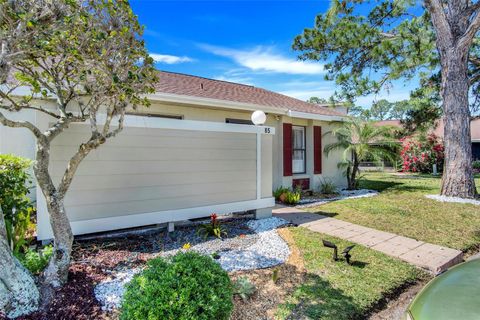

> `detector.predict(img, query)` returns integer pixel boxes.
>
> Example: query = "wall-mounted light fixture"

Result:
[251,110,266,126]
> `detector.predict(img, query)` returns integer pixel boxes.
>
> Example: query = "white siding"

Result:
[37,121,274,239]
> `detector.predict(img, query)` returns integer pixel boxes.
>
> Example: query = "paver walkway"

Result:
[273,206,463,274]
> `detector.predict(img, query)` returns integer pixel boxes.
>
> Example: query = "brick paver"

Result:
[273,206,463,274]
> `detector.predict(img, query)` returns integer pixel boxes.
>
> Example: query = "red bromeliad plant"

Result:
[198,213,227,239]
[400,134,444,173]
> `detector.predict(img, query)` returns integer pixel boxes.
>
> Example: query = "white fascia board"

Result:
[287,110,347,122]
[146,92,286,114]
[472,139,480,142]
[99,114,275,135]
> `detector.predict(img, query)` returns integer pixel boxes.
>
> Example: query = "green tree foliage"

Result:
[324,119,398,189]
[307,96,329,104]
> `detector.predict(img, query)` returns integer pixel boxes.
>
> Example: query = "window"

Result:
[292,126,306,174]
[226,118,253,125]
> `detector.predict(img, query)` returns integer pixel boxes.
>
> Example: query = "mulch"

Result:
[11,233,161,320]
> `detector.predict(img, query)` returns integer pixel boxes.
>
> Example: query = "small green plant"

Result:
[0,154,35,253]
[233,276,256,302]
[121,252,233,320]
[16,245,53,275]
[198,213,227,239]
[273,186,289,201]
[473,160,480,169]
[319,178,338,195]
[212,252,220,260]
[272,267,280,284]
[283,190,301,205]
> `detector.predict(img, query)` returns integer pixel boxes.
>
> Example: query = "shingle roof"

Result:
[154,71,344,117]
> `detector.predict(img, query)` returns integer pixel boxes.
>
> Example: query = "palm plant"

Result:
[324,119,398,190]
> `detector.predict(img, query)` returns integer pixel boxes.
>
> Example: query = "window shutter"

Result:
[314,126,322,174]
[283,123,293,176]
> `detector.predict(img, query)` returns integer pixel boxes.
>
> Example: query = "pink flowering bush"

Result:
[400,134,444,173]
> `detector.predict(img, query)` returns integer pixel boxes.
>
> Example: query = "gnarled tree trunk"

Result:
[0,208,39,318]
[440,50,477,197]
[33,140,73,304]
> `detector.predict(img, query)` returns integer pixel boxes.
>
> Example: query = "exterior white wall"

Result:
[36,115,275,239]
[0,109,38,200]
[279,116,346,191]
[0,109,36,159]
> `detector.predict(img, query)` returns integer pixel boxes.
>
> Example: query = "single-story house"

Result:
[376,118,480,160]
[0,71,347,240]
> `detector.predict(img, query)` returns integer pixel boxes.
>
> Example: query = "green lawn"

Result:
[277,228,425,320]
[305,172,480,252]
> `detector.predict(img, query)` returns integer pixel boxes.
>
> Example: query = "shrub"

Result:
[16,245,53,275]
[121,252,233,320]
[283,190,301,205]
[400,134,444,173]
[197,213,227,239]
[473,160,480,170]
[318,178,338,195]
[0,154,34,253]
[273,186,289,201]
[233,276,256,302]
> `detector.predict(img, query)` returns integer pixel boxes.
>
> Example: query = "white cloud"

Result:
[150,53,193,64]
[199,44,324,75]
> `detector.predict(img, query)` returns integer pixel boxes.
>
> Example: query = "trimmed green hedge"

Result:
[121,252,233,320]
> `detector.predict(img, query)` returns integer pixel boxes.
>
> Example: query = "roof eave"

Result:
[147,92,345,121]
[287,110,347,122]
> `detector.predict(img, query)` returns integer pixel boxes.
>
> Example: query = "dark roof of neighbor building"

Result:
[154,71,344,117]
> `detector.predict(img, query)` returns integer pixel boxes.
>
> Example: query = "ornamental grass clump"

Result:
[121,252,233,320]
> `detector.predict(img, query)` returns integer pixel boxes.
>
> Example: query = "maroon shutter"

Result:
[283,123,293,176]
[314,126,322,174]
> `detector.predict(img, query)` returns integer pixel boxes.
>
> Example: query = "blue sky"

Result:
[130,0,418,107]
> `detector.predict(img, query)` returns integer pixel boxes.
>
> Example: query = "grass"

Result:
[305,172,480,252]
[277,228,425,320]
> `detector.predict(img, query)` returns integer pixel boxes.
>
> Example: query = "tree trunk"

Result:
[33,140,73,304]
[348,153,359,190]
[440,49,477,198]
[0,208,39,318]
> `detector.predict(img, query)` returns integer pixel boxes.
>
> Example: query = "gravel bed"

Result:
[94,217,290,311]
[297,189,379,208]
[425,194,480,206]
[94,268,142,311]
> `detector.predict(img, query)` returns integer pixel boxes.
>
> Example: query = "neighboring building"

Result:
[0,71,347,240]
[375,118,480,160]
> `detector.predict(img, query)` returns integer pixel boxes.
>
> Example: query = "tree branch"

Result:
[458,5,480,50]
[425,0,453,47]
[0,110,43,138]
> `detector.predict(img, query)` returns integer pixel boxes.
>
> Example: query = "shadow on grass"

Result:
[280,273,361,320]
[280,269,420,320]
[359,178,436,194]
[358,179,402,192]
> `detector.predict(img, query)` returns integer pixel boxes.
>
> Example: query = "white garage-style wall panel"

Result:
[36,117,275,240]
